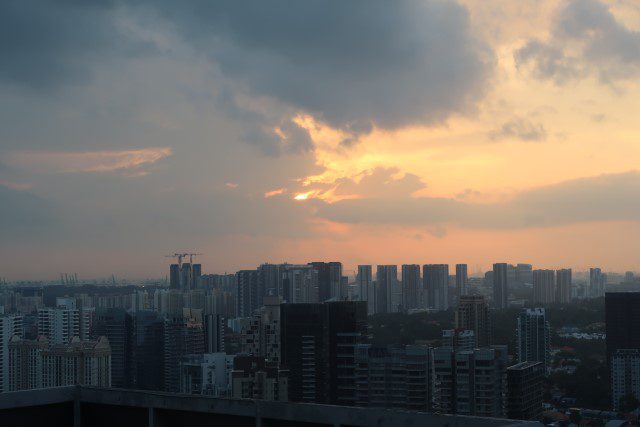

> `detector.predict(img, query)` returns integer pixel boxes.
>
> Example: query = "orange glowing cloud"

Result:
[5,147,173,175]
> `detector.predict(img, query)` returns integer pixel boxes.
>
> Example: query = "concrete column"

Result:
[148,407,156,427]
[73,398,81,427]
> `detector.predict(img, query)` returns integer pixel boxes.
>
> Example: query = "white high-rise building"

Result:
[516,308,551,372]
[37,308,80,344]
[611,349,640,411]
[0,314,23,392]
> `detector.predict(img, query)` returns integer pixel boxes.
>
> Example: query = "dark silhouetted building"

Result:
[507,361,543,420]
[354,344,431,412]
[204,313,225,353]
[401,265,421,310]
[309,262,343,301]
[163,315,205,393]
[280,301,367,405]
[606,292,640,367]
[493,263,508,309]
[93,308,134,388]
[236,270,261,318]
[455,295,491,347]
[169,264,180,289]
[133,310,164,391]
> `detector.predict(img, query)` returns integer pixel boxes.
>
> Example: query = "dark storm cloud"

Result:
[315,170,640,229]
[516,0,640,84]
[0,0,134,90]
[149,0,494,132]
[0,0,494,154]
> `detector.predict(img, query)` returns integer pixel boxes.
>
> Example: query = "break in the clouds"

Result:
[314,169,640,230]
[516,0,640,84]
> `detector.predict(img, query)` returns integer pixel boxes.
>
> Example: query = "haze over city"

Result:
[2,0,640,280]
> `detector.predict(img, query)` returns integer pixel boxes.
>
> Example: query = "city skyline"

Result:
[2,1,640,277]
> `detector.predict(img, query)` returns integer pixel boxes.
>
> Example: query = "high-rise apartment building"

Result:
[309,262,343,301]
[231,355,289,401]
[423,264,449,311]
[354,344,431,412]
[455,264,468,301]
[442,329,476,351]
[133,310,164,391]
[605,292,640,367]
[555,269,572,304]
[258,263,285,297]
[507,361,543,420]
[610,349,640,411]
[376,266,398,314]
[432,346,508,417]
[163,315,205,393]
[532,270,555,305]
[283,265,319,304]
[492,263,509,309]
[401,265,421,310]
[9,335,111,391]
[204,314,225,354]
[37,307,80,344]
[179,352,234,396]
[356,265,375,315]
[590,268,605,298]
[0,314,23,392]
[280,301,367,405]
[236,270,261,317]
[240,296,281,364]
[93,308,134,388]
[455,295,491,347]
[516,308,550,372]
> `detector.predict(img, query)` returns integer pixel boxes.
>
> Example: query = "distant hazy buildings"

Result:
[492,263,509,309]
[555,269,572,304]
[455,264,468,300]
[401,265,421,311]
[516,308,550,372]
[356,265,375,315]
[532,270,555,305]
[590,268,605,298]
[0,314,23,392]
[455,295,491,347]
[376,266,398,314]
[236,270,261,318]
[423,264,449,311]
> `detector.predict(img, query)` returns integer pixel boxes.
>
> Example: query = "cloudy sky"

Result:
[2,0,640,280]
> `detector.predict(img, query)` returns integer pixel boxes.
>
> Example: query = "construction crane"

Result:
[165,252,202,266]
[165,252,203,290]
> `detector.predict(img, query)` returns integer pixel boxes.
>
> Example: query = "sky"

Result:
[2,0,640,280]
